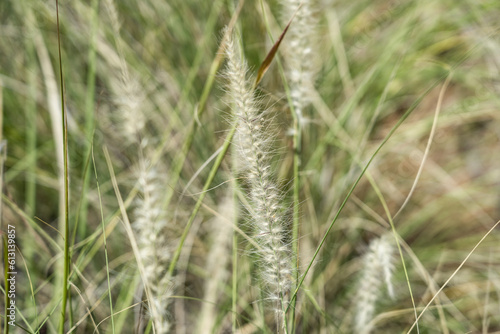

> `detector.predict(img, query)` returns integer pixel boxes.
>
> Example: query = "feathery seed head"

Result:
[281,0,319,121]
[108,73,147,145]
[224,32,294,328]
[133,163,172,333]
[354,234,395,333]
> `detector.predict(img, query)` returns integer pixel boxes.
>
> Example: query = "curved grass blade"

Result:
[253,4,301,89]
[55,1,71,332]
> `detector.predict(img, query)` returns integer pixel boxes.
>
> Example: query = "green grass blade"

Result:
[55,1,71,331]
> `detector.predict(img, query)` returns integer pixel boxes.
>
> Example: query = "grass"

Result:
[1,0,500,333]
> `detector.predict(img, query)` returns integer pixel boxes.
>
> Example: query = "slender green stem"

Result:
[366,172,419,333]
[92,145,115,332]
[55,1,70,332]
[168,123,237,276]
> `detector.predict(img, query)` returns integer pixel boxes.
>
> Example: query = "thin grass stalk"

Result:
[168,124,237,276]
[29,7,69,327]
[23,1,65,328]
[103,147,162,334]
[70,139,94,258]
[365,172,418,333]
[55,1,70,332]
[92,146,115,333]
[408,219,500,333]
[31,3,66,229]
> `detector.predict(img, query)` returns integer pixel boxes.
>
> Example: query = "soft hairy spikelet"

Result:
[225,34,293,330]
[106,69,147,144]
[281,0,318,121]
[134,164,172,334]
[355,234,395,334]
[103,0,147,144]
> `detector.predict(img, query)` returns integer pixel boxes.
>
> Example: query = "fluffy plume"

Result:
[225,33,293,329]
[355,234,395,334]
[134,164,172,333]
[281,0,319,123]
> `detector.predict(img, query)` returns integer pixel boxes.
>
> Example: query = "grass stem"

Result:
[55,1,71,331]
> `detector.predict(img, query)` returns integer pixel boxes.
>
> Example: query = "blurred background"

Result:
[1,0,499,333]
